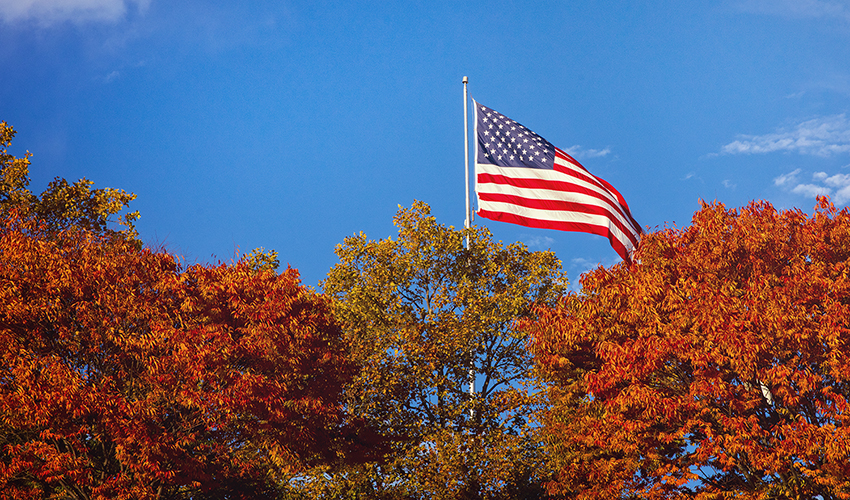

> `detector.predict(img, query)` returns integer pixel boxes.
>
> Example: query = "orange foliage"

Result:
[529,198,850,499]
[0,212,360,499]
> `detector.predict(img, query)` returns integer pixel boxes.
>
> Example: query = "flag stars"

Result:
[476,103,556,168]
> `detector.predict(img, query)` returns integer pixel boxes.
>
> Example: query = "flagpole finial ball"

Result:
[463,76,468,84]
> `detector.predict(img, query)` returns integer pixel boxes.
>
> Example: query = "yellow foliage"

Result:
[0,121,138,239]
[292,201,568,499]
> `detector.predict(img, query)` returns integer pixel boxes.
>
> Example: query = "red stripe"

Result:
[553,148,642,235]
[477,172,641,237]
[477,192,641,250]
[478,209,631,261]
[553,149,609,193]
[583,170,642,235]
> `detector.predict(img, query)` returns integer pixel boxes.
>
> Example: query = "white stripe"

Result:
[553,155,636,223]
[554,154,594,177]
[476,163,639,235]
[477,162,576,182]
[479,200,638,251]
[476,162,631,229]
[478,182,638,239]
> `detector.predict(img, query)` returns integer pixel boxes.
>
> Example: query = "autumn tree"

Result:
[0,212,368,499]
[529,198,850,499]
[291,201,568,499]
[1,121,139,238]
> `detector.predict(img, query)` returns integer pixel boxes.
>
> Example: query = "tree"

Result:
[0,212,366,499]
[529,198,850,500]
[1,121,139,238]
[292,201,568,499]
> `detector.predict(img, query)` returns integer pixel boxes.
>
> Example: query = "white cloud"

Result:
[569,257,599,272]
[816,172,850,203]
[722,179,737,189]
[774,168,801,187]
[720,115,850,157]
[0,0,150,26]
[564,145,612,160]
[792,183,831,198]
[523,235,555,250]
[835,184,850,204]
[774,169,850,205]
[821,172,850,187]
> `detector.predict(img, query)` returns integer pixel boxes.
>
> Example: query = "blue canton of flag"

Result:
[477,105,556,170]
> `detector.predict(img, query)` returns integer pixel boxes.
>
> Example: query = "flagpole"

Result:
[463,76,475,405]
[463,76,470,238]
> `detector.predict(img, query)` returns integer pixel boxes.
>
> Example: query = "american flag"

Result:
[474,101,642,261]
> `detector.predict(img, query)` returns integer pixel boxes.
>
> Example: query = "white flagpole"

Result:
[463,76,471,237]
[463,76,475,403]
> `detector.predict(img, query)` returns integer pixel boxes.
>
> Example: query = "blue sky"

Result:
[2,0,850,288]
